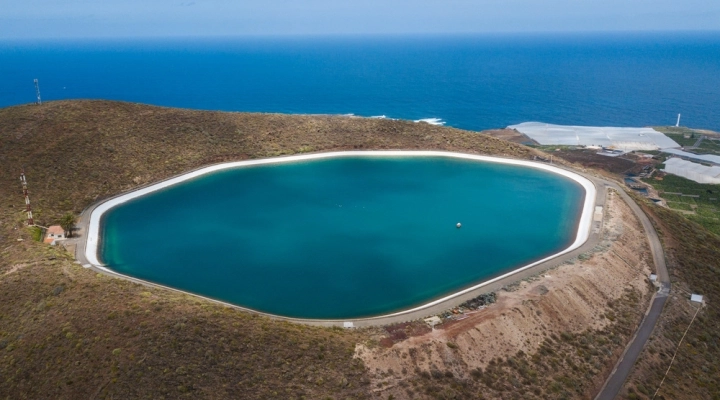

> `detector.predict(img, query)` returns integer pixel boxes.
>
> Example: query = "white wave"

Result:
[414,118,445,126]
[369,115,387,119]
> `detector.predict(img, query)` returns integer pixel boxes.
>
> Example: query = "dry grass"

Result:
[0,246,368,399]
[621,202,720,400]
[365,289,649,400]
[2,100,716,399]
[0,100,538,399]
[0,100,537,226]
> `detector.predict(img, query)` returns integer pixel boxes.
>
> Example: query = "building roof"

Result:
[663,157,720,184]
[44,225,65,244]
[507,122,680,150]
[662,148,720,165]
[47,225,64,235]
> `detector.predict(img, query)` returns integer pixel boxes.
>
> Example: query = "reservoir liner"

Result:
[84,151,596,321]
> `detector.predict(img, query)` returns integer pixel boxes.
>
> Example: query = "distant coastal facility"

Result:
[508,122,720,184]
[663,158,720,184]
[662,148,720,165]
[508,122,680,150]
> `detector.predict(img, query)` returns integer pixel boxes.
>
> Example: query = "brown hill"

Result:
[0,100,536,225]
[0,100,536,399]
[1,100,717,399]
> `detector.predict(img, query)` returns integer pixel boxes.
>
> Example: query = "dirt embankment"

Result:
[356,189,654,399]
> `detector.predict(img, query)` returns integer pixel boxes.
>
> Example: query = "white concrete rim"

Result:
[85,150,596,322]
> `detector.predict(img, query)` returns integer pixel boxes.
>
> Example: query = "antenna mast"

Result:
[676,113,681,127]
[20,168,34,226]
[34,79,42,105]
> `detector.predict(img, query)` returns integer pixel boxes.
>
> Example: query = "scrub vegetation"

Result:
[520,139,720,398]
[0,100,540,399]
[654,126,720,156]
[653,127,702,148]
[642,174,720,235]
[363,289,648,399]
[0,247,368,399]
[0,100,717,399]
[0,100,539,225]
[621,200,720,400]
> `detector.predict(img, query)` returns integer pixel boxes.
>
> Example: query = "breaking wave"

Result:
[414,118,445,126]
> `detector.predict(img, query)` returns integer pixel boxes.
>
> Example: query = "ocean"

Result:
[1,32,719,131]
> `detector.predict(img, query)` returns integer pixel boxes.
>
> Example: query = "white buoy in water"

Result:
[456,222,462,228]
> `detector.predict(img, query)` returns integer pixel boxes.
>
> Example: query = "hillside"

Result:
[620,202,720,399]
[0,100,715,399]
[0,100,535,399]
[0,100,536,225]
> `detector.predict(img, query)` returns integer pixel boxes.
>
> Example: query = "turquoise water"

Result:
[101,156,584,319]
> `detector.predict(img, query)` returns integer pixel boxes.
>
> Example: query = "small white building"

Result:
[649,274,658,282]
[690,294,704,303]
[593,206,603,222]
[44,225,65,245]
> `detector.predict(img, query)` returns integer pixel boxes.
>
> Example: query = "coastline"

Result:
[80,150,598,326]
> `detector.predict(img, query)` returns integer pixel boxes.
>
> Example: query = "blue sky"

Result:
[1,0,719,38]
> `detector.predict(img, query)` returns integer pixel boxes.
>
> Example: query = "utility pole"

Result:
[676,113,681,127]
[20,168,34,225]
[34,79,42,105]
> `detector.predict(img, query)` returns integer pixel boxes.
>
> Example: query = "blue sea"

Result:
[1,32,719,131]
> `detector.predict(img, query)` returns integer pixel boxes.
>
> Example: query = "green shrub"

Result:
[29,226,42,241]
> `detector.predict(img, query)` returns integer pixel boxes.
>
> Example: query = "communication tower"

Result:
[20,168,34,225]
[34,79,42,105]
[676,113,681,127]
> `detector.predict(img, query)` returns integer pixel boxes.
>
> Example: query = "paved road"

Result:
[595,186,671,400]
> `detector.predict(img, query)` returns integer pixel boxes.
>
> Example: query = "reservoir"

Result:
[97,153,587,319]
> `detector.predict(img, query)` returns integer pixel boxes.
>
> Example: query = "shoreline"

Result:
[78,150,599,326]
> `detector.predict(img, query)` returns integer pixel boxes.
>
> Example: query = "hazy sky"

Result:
[2,0,719,39]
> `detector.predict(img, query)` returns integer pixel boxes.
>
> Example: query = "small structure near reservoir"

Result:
[44,225,66,245]
[424,316,442,328]
[596,148,626,157]
[690,294,704,303]
[593,206,603,222]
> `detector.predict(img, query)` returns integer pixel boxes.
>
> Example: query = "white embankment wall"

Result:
[85,151,596,321]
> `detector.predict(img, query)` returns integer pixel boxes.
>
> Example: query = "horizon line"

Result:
[2,29,720,41]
